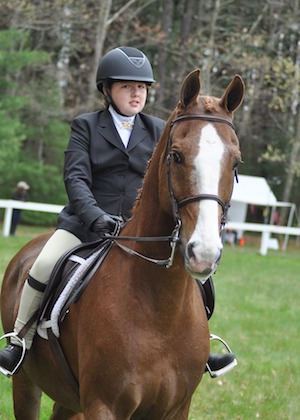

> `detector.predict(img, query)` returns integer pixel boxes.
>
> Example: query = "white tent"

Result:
[228,174,277,226]
[231,174,277,206]
[227,174,298,250]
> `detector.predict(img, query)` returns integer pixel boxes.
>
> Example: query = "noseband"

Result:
[178,194,229,226]
[167,114,234,226]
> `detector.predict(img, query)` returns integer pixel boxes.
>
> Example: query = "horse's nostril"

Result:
[187,242,195,260]
[201,267,212,276]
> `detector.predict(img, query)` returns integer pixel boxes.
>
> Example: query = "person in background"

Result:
[0,46,236,378]
[10,181,30,236]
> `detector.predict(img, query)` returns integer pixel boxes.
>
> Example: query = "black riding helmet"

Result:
[96,46,155,94]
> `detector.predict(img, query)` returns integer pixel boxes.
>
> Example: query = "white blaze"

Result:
[189,124,225,265]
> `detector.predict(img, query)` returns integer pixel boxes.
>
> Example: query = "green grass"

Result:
[189,244,300,419]
[0,226,300,418]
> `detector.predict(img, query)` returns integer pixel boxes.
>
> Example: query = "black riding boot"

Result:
[0,342,25,376]
[0,274,45,377]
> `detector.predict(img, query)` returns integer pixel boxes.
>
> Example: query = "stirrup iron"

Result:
[0,332,26,377]
[206,333,237,378]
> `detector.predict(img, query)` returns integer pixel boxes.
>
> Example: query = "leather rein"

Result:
[107,114,235,268]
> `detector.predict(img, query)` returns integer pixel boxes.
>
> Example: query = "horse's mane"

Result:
[200,95,219,113]
[132,157,153,214]
[131,108,179,217]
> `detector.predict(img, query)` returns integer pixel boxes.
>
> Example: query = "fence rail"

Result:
[226,222,300,255]
[0,199,63,237]
[1,200,300,255]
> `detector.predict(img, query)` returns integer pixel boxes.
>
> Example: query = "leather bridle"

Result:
[106,114,236,268]
[170,114,235,130]
[167,114,234,227]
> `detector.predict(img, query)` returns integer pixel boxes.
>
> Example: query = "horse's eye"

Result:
[171,151,183,164]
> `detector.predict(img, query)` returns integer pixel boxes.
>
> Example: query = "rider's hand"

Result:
[92,213,122,236]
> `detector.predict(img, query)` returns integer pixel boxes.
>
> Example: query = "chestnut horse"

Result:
[0,69,244,419]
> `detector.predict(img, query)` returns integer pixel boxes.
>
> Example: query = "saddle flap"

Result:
[37,238,112,338]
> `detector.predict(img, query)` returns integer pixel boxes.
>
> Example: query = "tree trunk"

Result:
[281,31,300,221]
[201,0,221,93]
[86,0,112,111]
[157,0,174,113]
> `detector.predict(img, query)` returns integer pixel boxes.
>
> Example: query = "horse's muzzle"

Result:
[184,241,222,279]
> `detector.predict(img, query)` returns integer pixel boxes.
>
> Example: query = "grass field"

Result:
[0,225,299,419]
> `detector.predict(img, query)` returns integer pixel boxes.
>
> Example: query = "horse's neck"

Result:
[126,164,173,239]
[122,175,193,314]
[129,140,170,231]
[119,128,196,312]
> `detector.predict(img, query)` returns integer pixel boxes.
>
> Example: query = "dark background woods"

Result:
[1,0,300,225]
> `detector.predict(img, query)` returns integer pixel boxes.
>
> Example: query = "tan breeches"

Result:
[13,229,81,348]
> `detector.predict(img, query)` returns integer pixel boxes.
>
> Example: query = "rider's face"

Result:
[110,81,148,116]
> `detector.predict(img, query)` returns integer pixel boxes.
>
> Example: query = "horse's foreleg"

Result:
[12,369,42,420]
[50,403,84,420]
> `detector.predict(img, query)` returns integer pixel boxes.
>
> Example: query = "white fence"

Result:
[0,199,63,237]
[226,222,300,255]
[1,199,300,255]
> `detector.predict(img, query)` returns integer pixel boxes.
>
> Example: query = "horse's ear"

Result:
[220,75,245,113]
[179,69,201,107]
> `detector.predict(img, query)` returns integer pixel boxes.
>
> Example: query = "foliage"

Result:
[265,57,297,113]
[0,30,28,175]
[0,28,69,224]
[1,1,300,212]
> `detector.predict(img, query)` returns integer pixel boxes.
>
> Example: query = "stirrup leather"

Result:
[206,333,237,378]
[0,332,26,377]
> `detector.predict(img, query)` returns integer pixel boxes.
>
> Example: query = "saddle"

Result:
[35,237,215,338]
[37,238,113,339]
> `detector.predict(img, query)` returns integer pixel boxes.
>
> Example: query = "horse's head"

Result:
[160,69,245,279]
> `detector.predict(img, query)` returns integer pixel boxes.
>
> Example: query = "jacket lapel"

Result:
[97,110,149,153]
[127,114,148,152]
[97,109,127,152]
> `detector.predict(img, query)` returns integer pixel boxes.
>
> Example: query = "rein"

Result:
[106,114,235,268]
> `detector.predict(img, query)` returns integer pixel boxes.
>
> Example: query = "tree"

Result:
[0,29,48,176]
[2,0,300,215]
[0,28,69,224]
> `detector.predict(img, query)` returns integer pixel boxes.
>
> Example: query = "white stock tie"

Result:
[120,121,134,129]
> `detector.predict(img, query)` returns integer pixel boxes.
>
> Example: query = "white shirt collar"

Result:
[108,105,136,148]
[108,105,135,128]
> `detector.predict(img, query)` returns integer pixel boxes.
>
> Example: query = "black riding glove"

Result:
[92,213,122,236]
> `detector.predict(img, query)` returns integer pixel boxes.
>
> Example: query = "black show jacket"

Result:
[57,109,165,242]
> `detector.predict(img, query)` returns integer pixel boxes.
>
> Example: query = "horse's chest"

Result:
[124,344,203,401]
[108,362,200,418]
